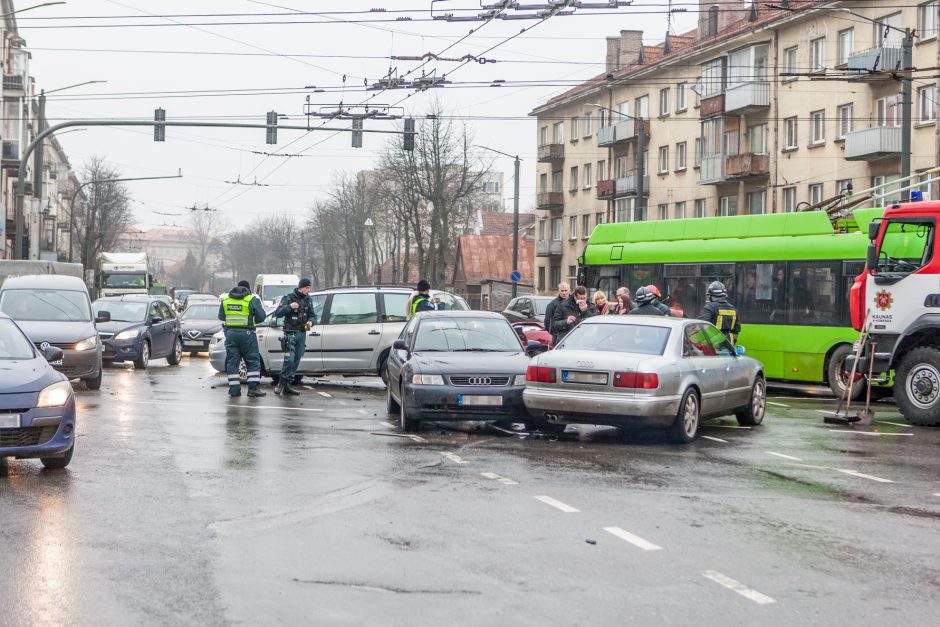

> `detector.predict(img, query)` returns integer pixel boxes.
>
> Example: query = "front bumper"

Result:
[54,348,101,380]
[523,386,680,427]
[0,394,76,459]
[102,337,143,362]
[405,384,528,422]
[181,337,212,352]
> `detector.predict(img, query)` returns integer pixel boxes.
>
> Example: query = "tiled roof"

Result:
[453,235,535,286]
[480,212,535,237]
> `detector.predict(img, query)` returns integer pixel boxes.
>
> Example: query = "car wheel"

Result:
[399,386,417,432]
[167,337,183,365]
[133,341,150,370]
[386,379,401,414]
[736,376,766,426]
[827,344,864,401]
[669,388,700,443]
[895,347,940,426]
[82,368,102,391]
[379,352,390,385]
[41,442,74,469]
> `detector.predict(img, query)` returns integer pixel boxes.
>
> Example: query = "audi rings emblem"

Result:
[40,342,50,351]
[468,377,493,386]
[576,360,595,368]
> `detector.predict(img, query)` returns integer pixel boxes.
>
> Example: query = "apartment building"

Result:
[529,0,940,293]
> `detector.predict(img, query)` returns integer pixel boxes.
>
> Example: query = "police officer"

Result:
[410,279,443,316]
[629,286,669,316]
[218,280,268,397]
[273,277,317,396]
[700,281,741,344]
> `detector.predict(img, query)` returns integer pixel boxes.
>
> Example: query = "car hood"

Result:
[181,319,222,333]
[96,320,145,335]
[412,350,531,374]
[0,357,64,395]
[14,320,97,344]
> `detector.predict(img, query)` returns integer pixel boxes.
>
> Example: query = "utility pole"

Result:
[635,115,645,221]
[477,145,523,297]
[901,27,914,201]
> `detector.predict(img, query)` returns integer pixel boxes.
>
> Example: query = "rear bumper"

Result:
[523,387,680,427]
[405,385,528,422]
[0,398,76,459]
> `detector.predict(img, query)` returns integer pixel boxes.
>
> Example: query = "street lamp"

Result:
[476,145,522,298]
[586,103,646,220]
[363,218,378,285]
[0,2,66,18]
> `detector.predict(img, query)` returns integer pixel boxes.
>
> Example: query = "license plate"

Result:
[183,341,203,347]
[563,370,609,385]
[458,395,503,407]
[50,359,63,366]
[0,415,21,429]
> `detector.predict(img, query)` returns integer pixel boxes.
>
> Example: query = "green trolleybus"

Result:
[578,208,884,398]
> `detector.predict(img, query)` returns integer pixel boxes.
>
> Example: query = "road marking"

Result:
[701,435,728,443]
[356,409,368,415]
[370,432,428,444]
[380,421,395,429]
[702,570,776,605]
[828,430,913,436]
[877,420,911,428]
[481,472,519,485]
[441,452,468,464]
[766,451,803,461]
[766,401,789,407]
[318,391,332,398]
[534,496,579,513]
[603,526,662,551]
[129,400,324,412]
[709,425,752,430]
[836,469,894,483]
[934,493,940,498]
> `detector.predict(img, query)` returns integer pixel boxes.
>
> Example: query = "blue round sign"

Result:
[510,271,522,283]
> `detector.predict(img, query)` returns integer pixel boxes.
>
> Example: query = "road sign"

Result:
[510,271,521,283]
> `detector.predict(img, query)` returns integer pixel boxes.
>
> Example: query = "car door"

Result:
[703,323,750,409]
[147,301,171,356]
[319,292,383,373]
[159,302,179,348]
[387,317,417,397]
[682,323,726,415]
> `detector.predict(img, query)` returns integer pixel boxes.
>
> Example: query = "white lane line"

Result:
[828,430,913,436]
[877,420,911,428]
[836,469,894,483]
[702,570,776,605]
[766,401,789,407]
[709,425,752,430]
[318,391,332,398]
[441,452,468,465]
[603,526,662,551]
[370,432,428,444]
[934,493,940,498]
[129,400,324,412]
[766,451,803,461]
[356,409,368,415]
[701,435,729,443]
[534,496,579,513]
[481,472,519,485]
[380,421,395,428]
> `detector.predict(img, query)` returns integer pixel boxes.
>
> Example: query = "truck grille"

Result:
[0,426,58,448]
[449,376,511,386]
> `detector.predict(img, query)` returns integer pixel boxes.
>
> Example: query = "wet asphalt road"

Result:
[2,355,940,626]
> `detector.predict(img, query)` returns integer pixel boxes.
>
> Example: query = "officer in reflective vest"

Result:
[700,281,741,344]
[410,279,443,316]
[218,280,268,397]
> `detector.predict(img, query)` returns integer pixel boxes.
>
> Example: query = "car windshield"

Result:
[560,322,671,355]
[262,285,294,302]
[431,292,470,311]
[413,317,522,352]
[181,304,219,320]
[0,289,92,322]
[534,298,553,315]
[94,300,147,323]
[0,318,34,359]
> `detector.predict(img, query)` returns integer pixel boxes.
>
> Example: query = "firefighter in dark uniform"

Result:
[218,280,268,397]
[700,281,741,344]
[273,277,316,396]
[629,286,669,316]
[411,279,443,315]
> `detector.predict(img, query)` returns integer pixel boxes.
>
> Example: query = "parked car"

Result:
[523,317,766,443]
[208,286,469,384]
[171,288,196,312]
[511,320,552,352]
[93,295,183,369]
[0,314,77,469]
[502,295,556,323]
[152,295,175,308]
[386,311,538,431]
[179,302,223,354]
[182,293,218,310]
[0,274,107,390]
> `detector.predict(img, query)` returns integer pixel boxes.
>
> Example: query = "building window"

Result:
[599,109,608,129]
[552,171,563,192]
[810,37,826,72]
[875,13,903,47]
[695,198,707,217]
[615,100,630,120]
[569,166,579,191]
[719,196,737,217]
[836,179,853,200]
[597,159,606,181]
[917,171,934,200]
[877,95,901,128]
[582,214,591,239]
[615,155,630,179]
[570,116,579,140]
[837,28,854,66]
[694,137,702,167]
[539,173,548,193]
[538,266,545,291]
[675,201,686,219]
[659,87,670,116]
[483,180,500,194]
[837,104,853,138]
[551,218,563,240]
[810,110,825,145]
[676,142,687,170]
[540,126,548,145]
[658,146,669,174]
[635,95,649,119]
[676,82,687,111]
[553,121,564,143]
[583,115,593,137]
[783,46,798,79]
[596,212,605,226]
[550,266,561,289]
[728,44,769,87]
[700,58,725,97]
[538,220,546,240]
[658,204,669,220]
[746,191,766,215]
[583,162,592,188]
[873,176,890,207]
[569,216,578,240]
[809,183,824,205]
[614,198,632,222]
[568,265,577,281]
[919,86,937,123]
[783,187,797,212]
[920,2,938,39]
[748,124,768,154]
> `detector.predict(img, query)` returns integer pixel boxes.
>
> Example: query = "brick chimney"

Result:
[698,0,746,39]
[606,30,644,74]
[606,36,621,73]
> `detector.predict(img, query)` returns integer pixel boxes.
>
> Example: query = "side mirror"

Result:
[868,221,880,241]
[735,345,746,357]
[43,346,64,362]
[514,326,526,338]
[866,243,878,271]
[393,339,408,352]
[95,311,111,324]
[150,316,164,325]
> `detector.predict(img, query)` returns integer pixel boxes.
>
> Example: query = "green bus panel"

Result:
[738,324,857,383]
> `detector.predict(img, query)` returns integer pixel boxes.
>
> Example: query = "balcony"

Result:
[596,119,650,147]
[2,73,26,92]
[699,155,725,185]
[537,143,565,162]
[724,81,770,114]
[596,179,615,199]
[724,152,769,179]
[844,126,902,161]
[536,191,564,210]
[615,175,650,196]
[536,240,563,257]
[846,47,903,80]
[700,94,725,118]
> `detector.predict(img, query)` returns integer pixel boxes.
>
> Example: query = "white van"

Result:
[253,274,300,307]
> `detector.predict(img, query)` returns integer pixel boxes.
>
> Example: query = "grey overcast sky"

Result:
[22,1,698,230]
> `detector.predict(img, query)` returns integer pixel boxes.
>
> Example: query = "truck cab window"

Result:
[877,220,935,274]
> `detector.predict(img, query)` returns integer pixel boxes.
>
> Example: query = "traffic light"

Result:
[154,108,165,142]
[266,110,277,145]
[404,117,415,151]
[351,118,363,148]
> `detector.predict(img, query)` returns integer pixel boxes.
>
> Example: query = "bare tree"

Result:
[188,209,225,290]
[73,156,133,271]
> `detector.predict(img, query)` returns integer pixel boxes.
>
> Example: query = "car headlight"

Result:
[74,336,98,351]
[412,374,445,385]
[114,329,140,341]
[37,380,72,408]
[513,374,527,386]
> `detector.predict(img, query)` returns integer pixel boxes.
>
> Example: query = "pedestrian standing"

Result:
[629,286,669,316]
[646,284,673,316]
[613,287,635,315]
[273,278,317,396]
[700,281,741,344]
[551,285,594,344]
[544,282,570,329]
[218,280,268,397]
[592,290,612,315]
[410,279,444,316]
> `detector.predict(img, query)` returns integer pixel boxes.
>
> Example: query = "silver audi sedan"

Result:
[523,316,766,443]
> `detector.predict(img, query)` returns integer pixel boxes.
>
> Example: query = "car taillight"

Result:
[613,372,659,389]
[526,365,556,383]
